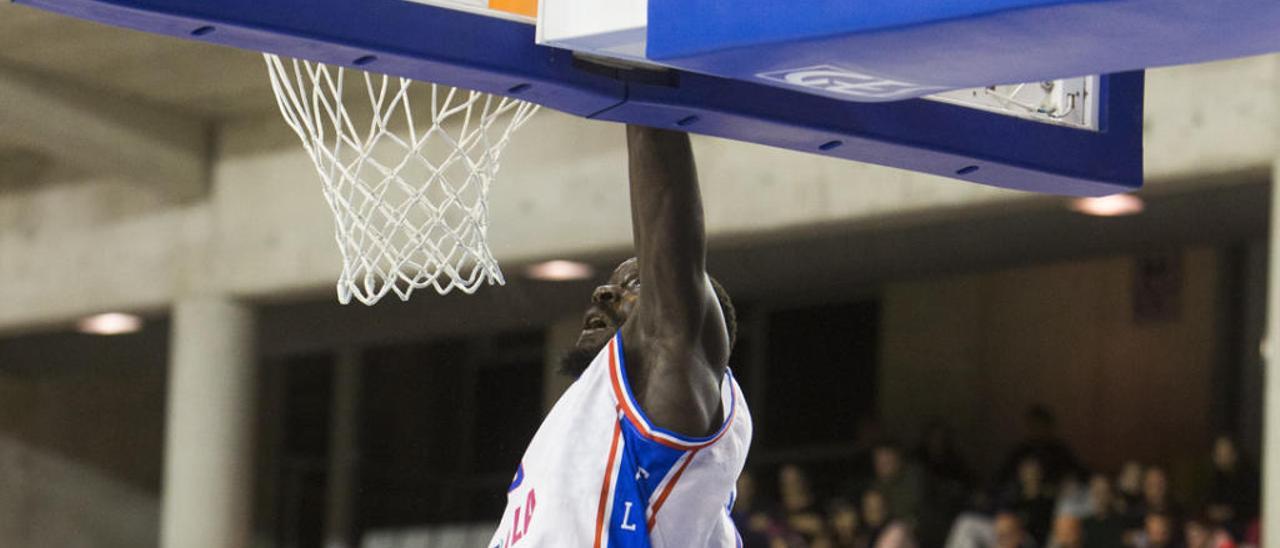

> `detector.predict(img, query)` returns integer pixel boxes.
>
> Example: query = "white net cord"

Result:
[264,54,539,305]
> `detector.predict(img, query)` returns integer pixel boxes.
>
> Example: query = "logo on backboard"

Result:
[757,65,944,101]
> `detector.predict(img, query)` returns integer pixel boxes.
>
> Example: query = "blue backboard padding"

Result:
[649,0,1280,100]
[16,0,628,117]
[13,0,1142,196]
[596,71,1142,196]
[648,0,1073,68]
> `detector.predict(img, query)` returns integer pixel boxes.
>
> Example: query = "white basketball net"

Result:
[264,54,539,305]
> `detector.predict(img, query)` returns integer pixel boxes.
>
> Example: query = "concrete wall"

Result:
[879,247,1221,475]
[0,436,158,548]
[1,56,1277,334]
[0,327,168,548]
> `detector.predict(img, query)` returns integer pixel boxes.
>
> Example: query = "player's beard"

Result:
[558,345,601,378]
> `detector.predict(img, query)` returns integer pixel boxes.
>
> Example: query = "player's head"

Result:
[559,257,737,377]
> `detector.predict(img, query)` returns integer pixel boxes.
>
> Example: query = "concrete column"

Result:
[160,298,255,548]
[1264,167,1280,546]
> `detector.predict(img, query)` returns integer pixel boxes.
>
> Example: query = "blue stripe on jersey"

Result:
[606,419,689,547]
[606,451,652,548]
[508,463,524,493]
[619,418,687,504]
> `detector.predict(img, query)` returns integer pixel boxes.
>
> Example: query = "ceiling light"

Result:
[76,313,142,335]
[1068,194,1145,217]
[525,260,595,281]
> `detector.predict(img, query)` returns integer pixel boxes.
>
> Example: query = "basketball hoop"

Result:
[264,54,539,305]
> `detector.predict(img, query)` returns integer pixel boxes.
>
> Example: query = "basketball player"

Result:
[489,125,752,547]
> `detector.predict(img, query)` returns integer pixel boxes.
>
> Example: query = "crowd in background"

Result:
[731,406,1260,548]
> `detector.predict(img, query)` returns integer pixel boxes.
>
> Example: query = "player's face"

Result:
[574,258,640,351]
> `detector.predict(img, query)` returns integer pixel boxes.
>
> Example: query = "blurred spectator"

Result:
[943,513,995,548]
[1053,471,1091,519]
[871,441,924,528]
[826,499,863,548]
[998,456,1056,546]
[740,426,1261,548]
[1200,435,1258,535]
[916,421,975,547]
[993,510,1036,548]
[1046,514,1083,548]
[862,488,918,548]
[1185,512,1236,548]
[1184,517,1211,548]
[998,405,1083,488]
[779,464,827,543]
[1243,518,1260,547]
[1134,512,1179,548]
[1080,473,1126,548]
[1137,466,1182,521]
[733,470,773,548]
[1116,461,1145,517]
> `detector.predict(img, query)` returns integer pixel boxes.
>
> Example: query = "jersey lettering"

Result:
[511,506,522,544]
[620,501,639,532]
[508,488,537,545]
[524,489,536,534]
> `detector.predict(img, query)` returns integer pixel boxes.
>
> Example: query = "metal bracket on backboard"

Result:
[571,53,678,87]
[928,76,1098,131]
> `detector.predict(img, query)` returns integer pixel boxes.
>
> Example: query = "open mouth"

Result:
[583,310,610,331]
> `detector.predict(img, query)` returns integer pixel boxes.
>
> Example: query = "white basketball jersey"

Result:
[489,333,752,547]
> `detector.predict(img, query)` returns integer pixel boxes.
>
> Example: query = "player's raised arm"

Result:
[624,125,715,349]
[622,125,728,436]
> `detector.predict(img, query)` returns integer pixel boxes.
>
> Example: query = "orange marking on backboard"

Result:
[489,0,536,17]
